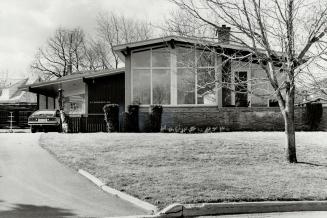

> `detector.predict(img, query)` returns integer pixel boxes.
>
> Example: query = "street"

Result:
[0,133,147,217]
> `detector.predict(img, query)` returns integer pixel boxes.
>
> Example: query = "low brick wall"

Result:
[319,108,327,131]
[138,106,326,132]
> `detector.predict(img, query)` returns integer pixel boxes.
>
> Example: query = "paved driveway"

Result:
[0,133,147,218]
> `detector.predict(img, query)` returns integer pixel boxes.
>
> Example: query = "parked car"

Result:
[28,110,61,133]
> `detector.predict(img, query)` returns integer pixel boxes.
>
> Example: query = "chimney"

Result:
[66,62,72,76]
[216,25,231,44]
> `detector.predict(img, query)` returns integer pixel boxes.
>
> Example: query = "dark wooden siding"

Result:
[88,73,125,114]
[68,115,107,133]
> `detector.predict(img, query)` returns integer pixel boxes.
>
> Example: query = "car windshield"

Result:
[32,111,56,117]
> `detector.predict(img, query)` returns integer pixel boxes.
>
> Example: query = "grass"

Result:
[39,132,327,209]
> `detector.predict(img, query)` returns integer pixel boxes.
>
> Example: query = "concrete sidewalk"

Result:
[0,133,147,217]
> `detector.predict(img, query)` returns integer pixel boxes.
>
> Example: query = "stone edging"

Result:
[78,169,159,214]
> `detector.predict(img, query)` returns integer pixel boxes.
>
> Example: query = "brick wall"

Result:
[319,108,327,131]
[138,106,327,132]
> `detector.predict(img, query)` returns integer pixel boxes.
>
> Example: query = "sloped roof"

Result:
[113,35,286,60]
[0,78,37,104]
[21,68,125,91]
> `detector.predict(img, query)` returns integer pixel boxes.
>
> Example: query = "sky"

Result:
[0,0,175,79]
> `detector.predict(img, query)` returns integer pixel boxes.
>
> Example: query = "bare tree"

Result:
[161,9,214,38]
[96,12,153,69]
[171,0,327,163]
[31,27,87,79]
[82,38,111,71]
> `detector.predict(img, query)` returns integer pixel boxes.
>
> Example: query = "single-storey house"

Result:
[22,26,327,132]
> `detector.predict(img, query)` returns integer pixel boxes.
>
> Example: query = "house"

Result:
[22,26,326,132]
[0,78,37,128]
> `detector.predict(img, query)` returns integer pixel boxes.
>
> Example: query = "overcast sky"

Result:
[0,0,175,79]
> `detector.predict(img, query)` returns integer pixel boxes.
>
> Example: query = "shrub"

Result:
[103,104,119,132]
[189,126,198,133]
[150,105,163,132]
[160,125,169,133]
[121,112,129,132]
[204,127,213,133]
[211,127,219,132]
[180,127,189,134]
[305,103,323,130]
[127,104,139,132]
[160,125,222,134]
[168,127,175,133]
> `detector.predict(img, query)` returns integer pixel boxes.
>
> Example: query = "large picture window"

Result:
[132,69,151,104]
[153,69,170,104]
[197,68,216,104]
[177,46,216,105]
[132,47,171,105]
[131,45,218,105]
[177,68,195,104]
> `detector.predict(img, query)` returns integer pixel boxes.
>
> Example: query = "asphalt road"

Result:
[0,133,147,218]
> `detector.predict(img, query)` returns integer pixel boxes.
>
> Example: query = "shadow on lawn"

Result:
[298,161,327,167]
[0,201,76,218]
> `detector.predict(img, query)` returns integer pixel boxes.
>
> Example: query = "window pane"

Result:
[133,69,151,104]
[177,47,195,67]
[197,68,216,105]
[235,71,248,107]
[177,68,195,104]
[152,47,170,67]
[132,50,150,67]
[197,50,215,67]
[153,69,171,104]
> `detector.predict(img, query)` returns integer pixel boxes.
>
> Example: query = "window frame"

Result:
[131,44,219,106]
[231,70,251,107]
[131,46,171,105]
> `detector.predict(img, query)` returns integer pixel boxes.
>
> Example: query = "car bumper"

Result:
[28,122,60,126]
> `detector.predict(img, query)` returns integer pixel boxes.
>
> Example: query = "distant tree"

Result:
[96,12,153,69]
[162,9,214,38]
[31,27,86,79]
[82,38,111,71]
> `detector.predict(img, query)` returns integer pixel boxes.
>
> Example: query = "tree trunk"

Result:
[282,85,297,163]
[282,108,297,163]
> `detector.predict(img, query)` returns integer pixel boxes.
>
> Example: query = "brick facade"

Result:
[138,106,327,132]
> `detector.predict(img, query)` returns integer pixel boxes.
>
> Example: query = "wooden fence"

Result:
[67,115,107,133]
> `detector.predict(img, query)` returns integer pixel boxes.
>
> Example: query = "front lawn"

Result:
[39,132,327,209]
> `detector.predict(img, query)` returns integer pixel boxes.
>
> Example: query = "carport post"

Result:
[58,88,68,133]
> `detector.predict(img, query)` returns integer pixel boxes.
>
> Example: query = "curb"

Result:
[78,169,158,214]
[156,201,327,217]
[106,201,327,218]
[79,169,327,217]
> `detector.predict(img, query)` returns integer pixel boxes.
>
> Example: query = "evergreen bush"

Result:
[127,104,139,132]
[305,103,323,130]
[103,104,119,132]
[150,105,163,132]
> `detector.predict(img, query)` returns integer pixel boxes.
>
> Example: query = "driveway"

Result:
[0,133,147,218]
